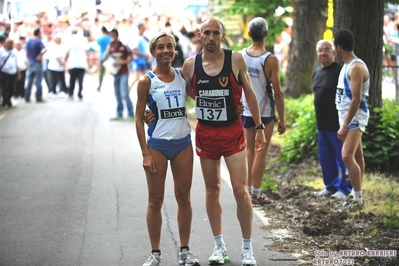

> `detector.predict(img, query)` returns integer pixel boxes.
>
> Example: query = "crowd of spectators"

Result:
[0,3,205,108]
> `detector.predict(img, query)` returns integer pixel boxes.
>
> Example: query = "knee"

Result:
[148,197,164,212]
[233,186,249,203]
[175,191,191,208]
[206,183,221,199]
[341,151,353,165]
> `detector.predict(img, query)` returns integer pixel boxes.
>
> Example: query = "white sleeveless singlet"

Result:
[241,48,275,118]
[147,68,191,140]
[336,58,370,129]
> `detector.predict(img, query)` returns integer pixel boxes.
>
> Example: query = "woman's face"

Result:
[152,36,175,64]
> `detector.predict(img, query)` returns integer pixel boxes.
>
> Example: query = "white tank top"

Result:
[241,48,275,118]
[336,58,370,125]
[147,68,191,140]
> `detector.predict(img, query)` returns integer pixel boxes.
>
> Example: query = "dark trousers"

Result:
[43,59,52,92]
[15,69,26,97]
[49,70,67,94]
[97,62,105,91]
[1,72,17,107]
[68,68,85,98]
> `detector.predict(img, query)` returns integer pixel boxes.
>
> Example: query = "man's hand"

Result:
[277,121,286,135]
[337,126,347,141]
[238,101,244,116]
[254,130,267,152]
[143,109,155,126]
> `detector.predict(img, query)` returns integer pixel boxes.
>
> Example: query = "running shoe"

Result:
[208,244,228,265]
[110,116,123,121]
[126,116,135,122]
[251,194,273,205]
[241,248,257,266]
[341,197,364,212]
[313,189,334,197]
[179,249,200,266]
[331,191,348,201]
[143,253,161,266]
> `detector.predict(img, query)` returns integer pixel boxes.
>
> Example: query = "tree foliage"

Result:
[285,0,328,98]
[218,0,292,46]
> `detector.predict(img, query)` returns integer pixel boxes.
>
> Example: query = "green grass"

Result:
[300,172,399,216]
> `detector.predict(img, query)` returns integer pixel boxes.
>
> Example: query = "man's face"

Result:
[199,19,225,53]
[5,40,13,50]
[110,32,118,42]
[317,43,334,66]
[333,42,342,61]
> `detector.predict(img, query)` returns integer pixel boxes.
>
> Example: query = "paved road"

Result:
[0,74,298,266]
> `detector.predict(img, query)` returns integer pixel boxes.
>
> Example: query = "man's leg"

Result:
[342,129,362,191]
[354,138,365,186]
[77,69,85,99]
[1,73,11,107]
[49,70,58,94]
[17,70,26,97]
[68,69,77,97]
[97,63,105,91]
[244,127,256,191]
[328,131,352,195]
[200,157,223,236]
[250,121,273,191]
[35,63,43,101]
[342,129,364,206]
[318,131,340,192]
[24,67,35,101]
[113,76,123,117]
[120,74,134,117]
[224,150,252,239]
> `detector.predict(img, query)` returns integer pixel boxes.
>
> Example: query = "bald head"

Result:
[200,18,224,33]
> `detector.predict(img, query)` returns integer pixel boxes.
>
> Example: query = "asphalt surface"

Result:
[0,74,298,266]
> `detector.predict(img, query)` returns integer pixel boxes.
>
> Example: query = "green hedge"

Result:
[363,99,399,172]
[279,94,318,162]
[279,96,399,173]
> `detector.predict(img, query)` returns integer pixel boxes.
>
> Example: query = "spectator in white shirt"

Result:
[47,34,67,98]
[15,40,28,98]
[64,28,89,100]
[0,39,19,109]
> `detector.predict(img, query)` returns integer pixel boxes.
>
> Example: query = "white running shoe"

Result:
[143,253,161,266]
[313,189,334,197]
[241,248,257,266]
[331,191,347,201]
[208,244,228,265]
[179,249,200,266]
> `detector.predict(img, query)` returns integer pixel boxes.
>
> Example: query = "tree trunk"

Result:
[285,0,328,98]
[334,0,383,109]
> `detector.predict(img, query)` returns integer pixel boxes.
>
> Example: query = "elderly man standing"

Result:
[312,40,352,200]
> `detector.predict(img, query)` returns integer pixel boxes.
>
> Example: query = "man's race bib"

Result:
[195,96,227,121]
[336,87,344,105]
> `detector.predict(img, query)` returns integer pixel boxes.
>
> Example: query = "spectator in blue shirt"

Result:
[24,28,47,103]
[96,26,111,92]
